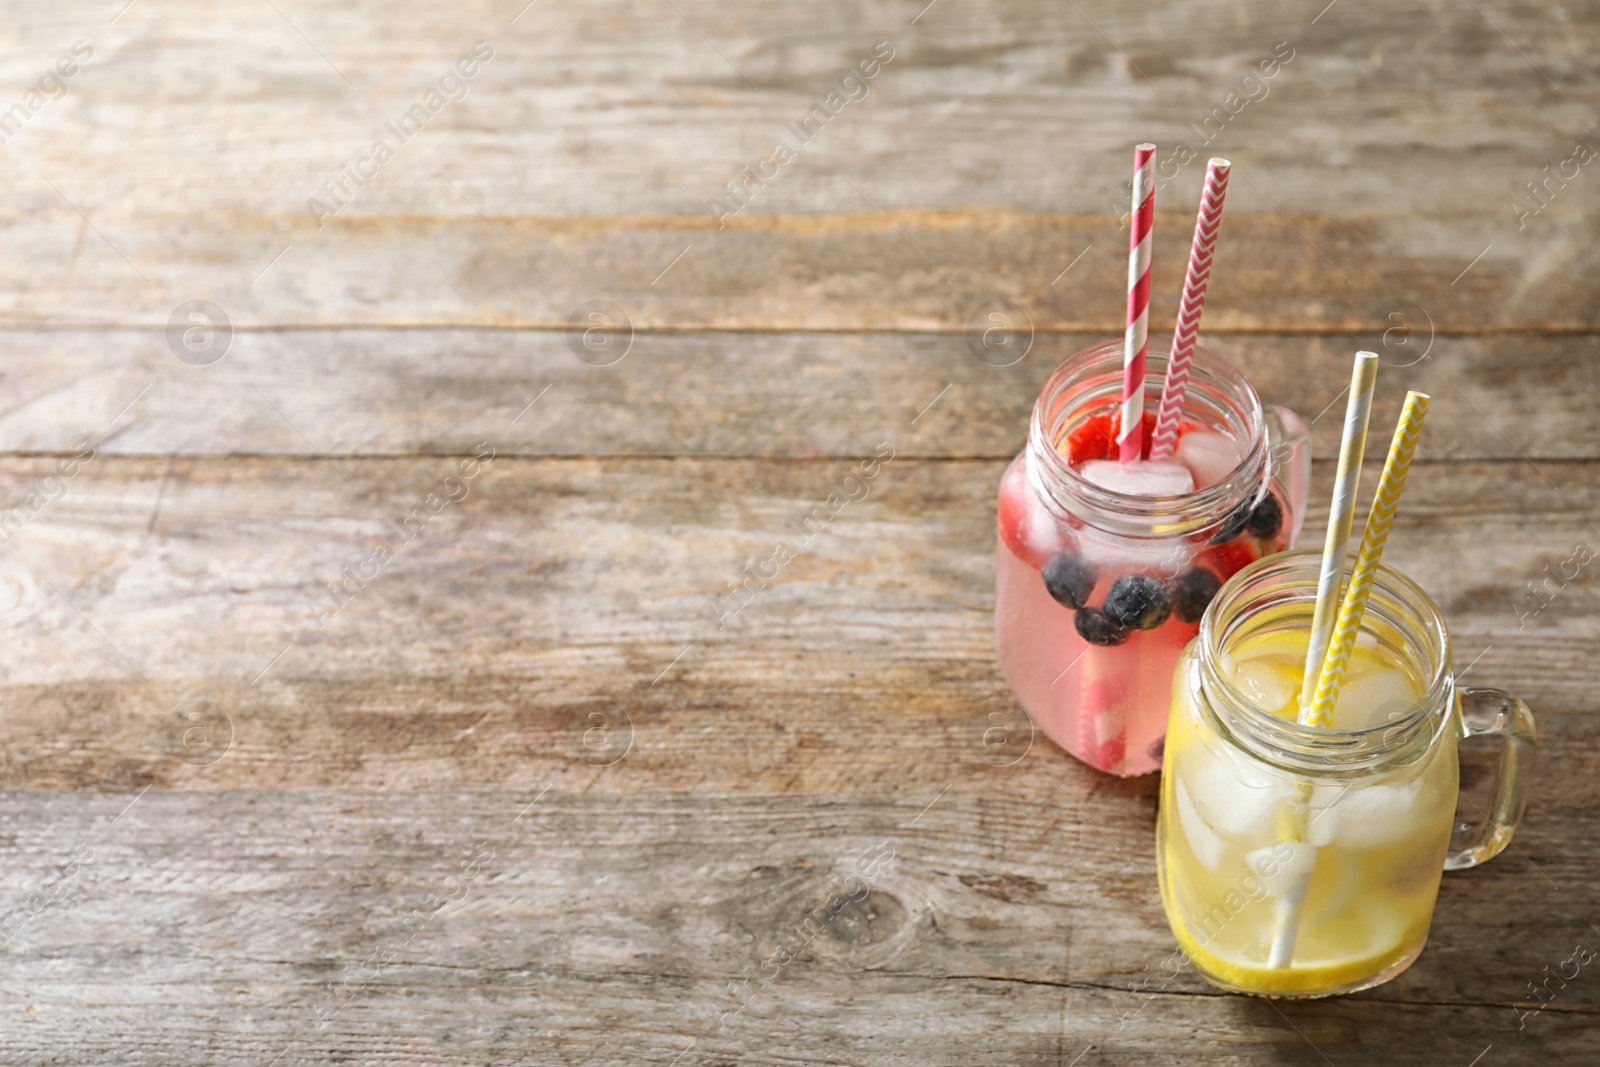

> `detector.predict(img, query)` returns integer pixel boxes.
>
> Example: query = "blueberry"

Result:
[1172,567,1223,624]
[1147,736,1166,764]
[1246,493,1284,539]
[1074,607,1130,646]
[1103,575,1173,631]
[1042,553,1096,609]
[1209,500,1253,545]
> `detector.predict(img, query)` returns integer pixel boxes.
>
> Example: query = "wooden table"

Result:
[1,2,1594,1063]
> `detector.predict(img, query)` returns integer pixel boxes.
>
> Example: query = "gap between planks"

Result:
[3,322,1600,337]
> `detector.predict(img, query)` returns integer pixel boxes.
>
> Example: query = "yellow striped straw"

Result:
[1307,391,1432,727]
[1297,351,1380,719]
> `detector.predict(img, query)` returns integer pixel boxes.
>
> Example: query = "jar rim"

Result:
[1196,549,1455,772]
[1026,335,1269,539]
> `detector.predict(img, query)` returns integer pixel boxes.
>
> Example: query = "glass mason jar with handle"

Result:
[1157,550,1536,998]
[995,336,1311,776]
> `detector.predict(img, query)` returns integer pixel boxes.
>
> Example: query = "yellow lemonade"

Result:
[1157,629,1459,996]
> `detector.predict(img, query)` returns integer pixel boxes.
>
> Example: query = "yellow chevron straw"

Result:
[1307,391,1431,726]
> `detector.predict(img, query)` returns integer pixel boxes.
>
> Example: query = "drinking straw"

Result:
[1073,145,1153,771]
[1296,352,1381,717]
[1271,396,1432,967]
[1266,350,1379,971]
[1149,159,1231,461]
[1118,143,1156,463]
[1076,648,1126,774]
[1307,392,1431,725]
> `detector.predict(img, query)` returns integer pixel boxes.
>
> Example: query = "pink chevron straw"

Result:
[1118,144,1157,463]
[1149,158,1231,461]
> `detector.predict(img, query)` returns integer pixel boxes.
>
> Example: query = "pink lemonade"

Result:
[994,339,1308,776]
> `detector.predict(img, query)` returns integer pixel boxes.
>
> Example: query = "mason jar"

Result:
[1157,550,1536,997]
[995,336,1310,776]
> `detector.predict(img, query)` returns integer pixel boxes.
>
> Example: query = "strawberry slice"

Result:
[1128,411,1158,460]
[997,459,1057,568]
[1197,536,1259,581]
[997,476,1031,560]
[1065,412,1117,464]
[1061,410,1160,464]
[1075,675,1128,772]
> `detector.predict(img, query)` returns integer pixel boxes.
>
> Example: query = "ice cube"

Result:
[1078,459,1195,498]
[1074,525,1185,572]
[1001,459,1063,562]
[1247,842,1317,890]
[1068,496,1206,571]
[1174,430,1244,488]
[1304,785,1348,848]
[1230,658,1299,715]
[1331,662,1421,731]
[1179,744,1289,839]
[1023,496,1062,560]
[1316,781,1425,848]
[1175,775,1225,870]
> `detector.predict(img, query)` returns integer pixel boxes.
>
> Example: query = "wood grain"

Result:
[0,329,1591,462]
[2,0,1597,1062]
[1,209,1593,333]
[0,1,1593,329]
[0,456,1590,801]
[0,790,1591,1066]
[11,0,1596,218]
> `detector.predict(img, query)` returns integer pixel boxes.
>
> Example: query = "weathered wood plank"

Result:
[0,455,1590,804]
[15,0,1598,217]
[1,209,1592,333]
[0,790,1590,1065]
[0,2,1595,329]
[0,329,1590,462]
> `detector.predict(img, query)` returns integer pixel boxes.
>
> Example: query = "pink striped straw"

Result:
[1119,144,1156,463]
[1150,158,1232,461]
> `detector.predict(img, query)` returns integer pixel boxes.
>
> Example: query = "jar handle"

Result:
[1265,405,1311,547]
[1446,686,1537,870]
